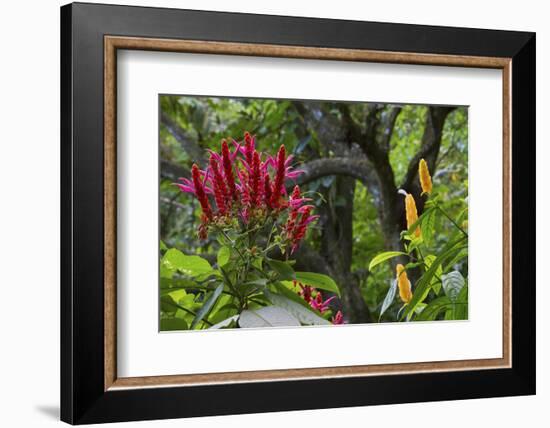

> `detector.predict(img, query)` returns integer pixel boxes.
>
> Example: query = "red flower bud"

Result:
[209,155,229,215]
[270,145,286,209]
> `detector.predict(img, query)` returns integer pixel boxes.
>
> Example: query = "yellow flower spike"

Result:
[418,158,432,195]
[396,264,413,304]
[405,193,421,238]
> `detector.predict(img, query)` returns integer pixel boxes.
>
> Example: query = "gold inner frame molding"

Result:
[104,35,512,391]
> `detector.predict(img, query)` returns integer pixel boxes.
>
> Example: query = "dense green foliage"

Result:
[159,96,468,329]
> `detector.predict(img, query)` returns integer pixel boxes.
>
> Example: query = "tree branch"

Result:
[291,157,372,187]
[400,106,455,191]
[380,106,402,152]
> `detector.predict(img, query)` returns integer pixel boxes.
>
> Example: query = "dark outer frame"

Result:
[61,2,535,424]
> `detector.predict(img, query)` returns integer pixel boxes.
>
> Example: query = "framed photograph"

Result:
[61,2,535,424]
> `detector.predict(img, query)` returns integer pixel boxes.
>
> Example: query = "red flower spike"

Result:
[270,145,286,209]
[244,132,254,167]
[238,167,251,207]
[221,140,238,200]
[192,164,214,220]
[209,155,229,215]
[250,151,262,208]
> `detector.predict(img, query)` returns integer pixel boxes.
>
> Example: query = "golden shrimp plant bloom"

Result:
[405,193,421,238]
[418,158,432,195]
[396,263,413,303]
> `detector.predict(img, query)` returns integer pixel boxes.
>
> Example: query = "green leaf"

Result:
[252,257,263,271]
[368,251,406,271]
[416,296,452,321]
[265,291,330,325]
[190,283,224,329]
[160,318,188,331]
[444,249,468,272]
[160,295,178,313]
[266,258,295,280]
[379,280,397,320]
[445,285,468,320]
[414,303,427,315]
[294,272,340,296]
[442,271,465,302]
[166,288,186,303]
[160,240,168,251]
[217,246,230,267]
[454,285,469,320]
[207,293,233,323]
[420,208,437,244]
[162,249,213,278]
[243,278,268,287]
[424,255,442,295]
[238,306,301,328]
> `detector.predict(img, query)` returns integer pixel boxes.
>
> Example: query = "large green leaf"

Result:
[266,291,330,325]
[294,272,340,296]
[238,306,300,328]
[162,249,213,278]
[379,279,397,321]
[266,258,295,280]
[442,271,465,302]
[190,283,224,329]
[368,251,407,271]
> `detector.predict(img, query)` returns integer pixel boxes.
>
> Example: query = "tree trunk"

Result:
[319,176,372,323]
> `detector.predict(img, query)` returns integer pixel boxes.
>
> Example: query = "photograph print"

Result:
[159,95,469,331]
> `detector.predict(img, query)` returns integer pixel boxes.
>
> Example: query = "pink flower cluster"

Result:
[295,281,344,325]
[175,132,318,251]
